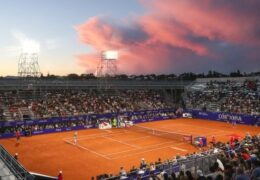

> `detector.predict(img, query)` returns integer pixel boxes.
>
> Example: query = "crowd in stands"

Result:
[0,111,176,135]
[185,80,259,116]
[96,133,260,180]
[1,79,259,121]
[0,90,171,121]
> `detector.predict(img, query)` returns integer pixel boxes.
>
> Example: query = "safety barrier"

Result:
[0,144,34,179]
[104,153,218,180]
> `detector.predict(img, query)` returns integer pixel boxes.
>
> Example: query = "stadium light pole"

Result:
[96,50,118,89]
[18,53,41,78]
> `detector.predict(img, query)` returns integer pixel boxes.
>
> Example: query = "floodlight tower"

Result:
[96,50,118,77]
[17,41,41,102]
[96,50,118,89]
[18,53,41,78]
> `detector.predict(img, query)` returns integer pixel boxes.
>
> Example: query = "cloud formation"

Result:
[76,0,260,74]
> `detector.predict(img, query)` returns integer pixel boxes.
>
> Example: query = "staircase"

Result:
[2,106,12,121]
[19,107,33,120]
[0,160,16,180]
[0,145,34,180]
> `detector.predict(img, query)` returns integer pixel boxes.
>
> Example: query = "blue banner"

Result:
[1,108,258,139]
[0,109,176,138]
[186,109,259,125]
[32,125,95,135]
[0,109,175,128]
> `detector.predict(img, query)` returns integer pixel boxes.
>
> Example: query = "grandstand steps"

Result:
[2,107,12,121]
[0,160,16,180]
[17,89,39,101]
[19,107,33,120]
[96,89,119,96]
[162,90,179,107]
[207,102,220,112]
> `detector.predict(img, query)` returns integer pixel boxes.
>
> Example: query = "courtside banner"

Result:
[186,109,259,125]
[0,109,177,138]
[0,108,176,127]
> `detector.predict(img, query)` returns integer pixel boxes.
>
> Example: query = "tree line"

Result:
[1,70,259,81]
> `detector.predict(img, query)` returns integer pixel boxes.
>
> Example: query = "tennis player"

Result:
[15,130,21,144]
[73,131,78,145]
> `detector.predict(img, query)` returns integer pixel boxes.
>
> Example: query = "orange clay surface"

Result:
[0,118,259,180]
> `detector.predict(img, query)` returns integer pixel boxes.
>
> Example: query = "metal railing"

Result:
[0,144,34,180]
[104,153,219,180]
[0,79,192,90]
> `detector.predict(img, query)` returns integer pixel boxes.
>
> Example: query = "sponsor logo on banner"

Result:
[26,121,34,124]
[39,120,48,123]
[71,117,77,121]
[198,112,208,116]
[183,113,192,118]
[218,114,242,121]
[33,130,44,134]
[84,125,93,128]
[62,117,69,121]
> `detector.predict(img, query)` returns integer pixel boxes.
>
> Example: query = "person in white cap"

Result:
[119,167,127,179]
[14,153,18,160]
[140,158,147,169]
[197,169,205,180]
[58,170,63,180]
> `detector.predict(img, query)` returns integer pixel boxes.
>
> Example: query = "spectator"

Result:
[140,158,147,169]
[119,167,127,178]
[58,171,63,180]
[14,153,18,160]
[251,160,260,180]
[197,169,206,180]
[186,170,194,180]
[234,167,250,180]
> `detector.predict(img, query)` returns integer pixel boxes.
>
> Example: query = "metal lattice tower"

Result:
[18,53,41,78]
[96,51,118,78]
[96,51,118,89]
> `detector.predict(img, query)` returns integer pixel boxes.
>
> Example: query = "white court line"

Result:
[63,132,110,141]
[203,131,228,137]
[104,129,113,133]
[165,123,230,133]
[124,136,151,142]
[110,142,185,160]
[160,124,230,138]
[64,139,111,160]
[63,131,128,141]
[106,140,176,156]
[102,136,141,149]
[171,147,187,152]
[63,129,128,141]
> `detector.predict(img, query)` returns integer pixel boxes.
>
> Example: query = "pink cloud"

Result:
[76,0,260,74]
[144,0,260,45]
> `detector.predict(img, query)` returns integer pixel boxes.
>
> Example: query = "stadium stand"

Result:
[97,133,260,180]
[184,78,260,115]
[0,77,259,179]
[0,90,172,121]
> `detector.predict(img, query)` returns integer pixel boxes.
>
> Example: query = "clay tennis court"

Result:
[0,118,259,179]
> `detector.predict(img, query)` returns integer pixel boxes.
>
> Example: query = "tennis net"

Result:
[128,124,193,144]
